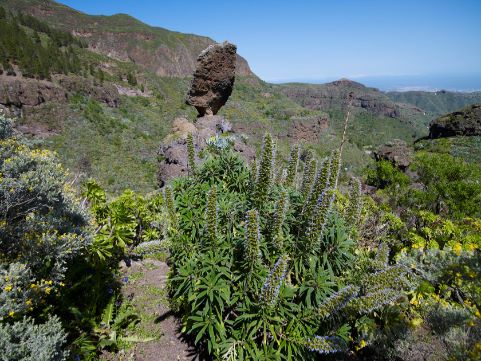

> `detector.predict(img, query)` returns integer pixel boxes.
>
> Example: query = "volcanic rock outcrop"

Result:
[186,42,237,116]
[278,79,420,119]
[374,139,413,170]
[157,116,254,186]
[0,75,120,109]
[429,104,481,138]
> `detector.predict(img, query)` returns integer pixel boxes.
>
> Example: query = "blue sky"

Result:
[57,0,481,84]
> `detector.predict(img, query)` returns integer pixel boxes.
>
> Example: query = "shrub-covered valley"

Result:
[1,1,481,360]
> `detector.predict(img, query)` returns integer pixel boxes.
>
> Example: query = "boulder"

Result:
[374,139,412,170]
[429,104,481,138]
[157,115,254,187]
[186,42,237,116]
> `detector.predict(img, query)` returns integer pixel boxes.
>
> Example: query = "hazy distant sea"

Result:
[273,74,481,92]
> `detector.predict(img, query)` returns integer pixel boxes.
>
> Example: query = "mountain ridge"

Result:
[0,0,255,77]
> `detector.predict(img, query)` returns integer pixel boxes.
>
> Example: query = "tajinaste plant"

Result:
[164,186,177,230]
[304,189,336,248]
[270,189,289,251]
[187,132,196,175]
[205,186,218,243]
[345,177,362,228]
[328,149,342,190]
[318,285,360,319]
[285,145,300,187]
[302,159,331,222]
[259,255,288,307]
[300,157,317,199]
[303,335,347,354]
[254,133,274,206]
[351,288,402,314]
[374,242,390,268]
[244,209,261,267]
[363,264,413,293]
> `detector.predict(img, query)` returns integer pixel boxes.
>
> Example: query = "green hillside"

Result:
[387,89,481,116]
[0,0,464,196]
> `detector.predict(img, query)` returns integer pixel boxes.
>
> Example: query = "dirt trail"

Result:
[109,259,198,361]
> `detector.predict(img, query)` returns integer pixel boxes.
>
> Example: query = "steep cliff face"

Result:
[429,104,481,138]
[0,75,120,109]
[277,79,423,119]
[0,0,254,77]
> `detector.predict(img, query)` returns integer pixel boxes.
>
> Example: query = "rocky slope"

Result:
[387,89,481,116]
[429,103,481,138]
[0,0,254,77]
[277,79,424,119]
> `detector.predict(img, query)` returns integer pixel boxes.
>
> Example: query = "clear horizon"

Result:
[56,0,481,91]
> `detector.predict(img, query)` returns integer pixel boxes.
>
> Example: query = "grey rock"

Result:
[374,139,413,170]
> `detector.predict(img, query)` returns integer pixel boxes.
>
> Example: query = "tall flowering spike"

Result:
[304,335,346,354]
[205,186,218,243]
[328,149,342,191]
[164,186,177,228]
[244,210,261,266]
[345,177,362,227]
[364,265,413,293]
[186,132,196,175]
[318,285,360,319]
[285,145,300,187]
[260,255,288,307]
[271,189,289,251]
[304,189,336,246]
[300,158,317,199]
[254,133,274,205]
[302,159,331,221]
[374,243,390,268]
[351,288,402,314]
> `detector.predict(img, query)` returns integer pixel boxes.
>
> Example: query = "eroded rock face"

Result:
[429,104,481,138]
[57,76,120,108]
[279,79,404,118]
[0,75,120,109]
[286,116,329,142]
[157,116,254,187]
[186,42,237,116]
[0,76,67,107]
[374,139,413,170]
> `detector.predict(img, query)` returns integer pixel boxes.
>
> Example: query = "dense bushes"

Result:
[410,152,481,218]
[166,134,415,359]
[0,112,162,359]
[0,112,90,358]
[364,148,481,360]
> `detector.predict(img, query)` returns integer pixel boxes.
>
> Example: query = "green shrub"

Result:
[167,134,414,359]
[410,152,481,218]
[0,114,90,319]
[0,316,68,361]
[365,159,410,189]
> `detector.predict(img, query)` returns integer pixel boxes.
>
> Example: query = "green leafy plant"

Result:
[167,133,414,359]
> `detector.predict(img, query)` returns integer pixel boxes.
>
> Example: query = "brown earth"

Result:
[101,259,198,361]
